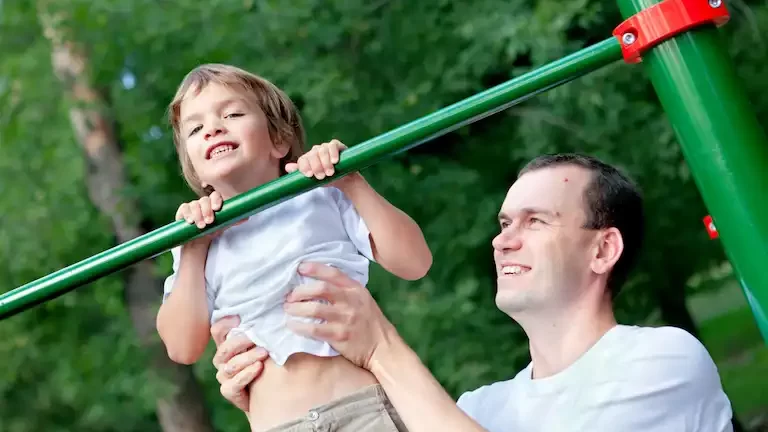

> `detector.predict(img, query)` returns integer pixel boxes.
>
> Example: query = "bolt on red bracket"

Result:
[703,215,719,239]
[613,0,730,64]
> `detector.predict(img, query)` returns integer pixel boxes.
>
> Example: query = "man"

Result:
[211,154,734,431]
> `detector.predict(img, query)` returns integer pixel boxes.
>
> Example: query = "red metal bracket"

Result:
[613,0,730,64]
[703,214,719,239]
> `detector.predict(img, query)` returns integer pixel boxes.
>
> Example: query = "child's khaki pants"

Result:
[263,384,407,432]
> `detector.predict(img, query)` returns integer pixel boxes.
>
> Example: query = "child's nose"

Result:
[205,127,224,139]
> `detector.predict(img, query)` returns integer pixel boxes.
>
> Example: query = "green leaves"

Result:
[2,0,766,429]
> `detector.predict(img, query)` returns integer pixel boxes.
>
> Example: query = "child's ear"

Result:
[271,140,290,159]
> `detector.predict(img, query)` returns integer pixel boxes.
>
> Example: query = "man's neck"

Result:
[516,293,617,379]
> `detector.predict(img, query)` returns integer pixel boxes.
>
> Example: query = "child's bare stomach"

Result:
[246,352,378,431]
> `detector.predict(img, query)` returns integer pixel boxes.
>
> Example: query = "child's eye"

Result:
[189,125,202,137]
[225,112,244,119]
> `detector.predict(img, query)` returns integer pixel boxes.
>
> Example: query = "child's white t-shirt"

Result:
[162,186,374,365]
[456,325,734,432]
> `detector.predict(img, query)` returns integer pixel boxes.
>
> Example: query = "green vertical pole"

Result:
[616,0,768,342]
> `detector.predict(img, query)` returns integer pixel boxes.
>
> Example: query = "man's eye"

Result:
[500,221,510,229]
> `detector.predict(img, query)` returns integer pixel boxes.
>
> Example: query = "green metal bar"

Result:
[616,0,768,342]
[0,38,624,320]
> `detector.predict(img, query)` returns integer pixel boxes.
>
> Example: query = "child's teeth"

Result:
[212,145,234,157]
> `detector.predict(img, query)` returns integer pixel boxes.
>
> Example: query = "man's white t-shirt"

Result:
[456,325,734,432]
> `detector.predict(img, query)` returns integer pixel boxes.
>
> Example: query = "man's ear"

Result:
[591,227,623,276]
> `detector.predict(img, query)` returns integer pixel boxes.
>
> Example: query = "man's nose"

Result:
[492,229,522,252]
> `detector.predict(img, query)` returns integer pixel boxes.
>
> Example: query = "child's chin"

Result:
[207,159,244,176]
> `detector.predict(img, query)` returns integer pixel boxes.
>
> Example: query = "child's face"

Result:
[179,82,287,195]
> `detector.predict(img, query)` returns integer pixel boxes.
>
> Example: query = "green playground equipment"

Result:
[1,0,767,342]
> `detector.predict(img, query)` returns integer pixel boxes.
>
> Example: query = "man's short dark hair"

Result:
[518,153,645,298]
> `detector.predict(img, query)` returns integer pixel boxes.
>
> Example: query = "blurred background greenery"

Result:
[1,0,767,431]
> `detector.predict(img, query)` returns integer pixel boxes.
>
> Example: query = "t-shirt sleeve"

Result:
[617,327,734,431]
[456,390,480,416]
[456,384,507,430]
[161,246,182,302]
[329,187,375,262]
[162,246,216,318]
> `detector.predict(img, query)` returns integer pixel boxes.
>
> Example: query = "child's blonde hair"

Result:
[168,63,305,196]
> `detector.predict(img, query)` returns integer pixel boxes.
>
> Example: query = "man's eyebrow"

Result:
[528,207,560,218]
[498,207,560,220]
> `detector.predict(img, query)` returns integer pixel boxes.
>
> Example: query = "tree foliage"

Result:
[2,0,767,430]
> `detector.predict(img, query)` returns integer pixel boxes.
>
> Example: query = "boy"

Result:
[156,63,432,431]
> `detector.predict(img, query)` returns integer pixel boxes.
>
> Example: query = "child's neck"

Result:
[213,166,280,200]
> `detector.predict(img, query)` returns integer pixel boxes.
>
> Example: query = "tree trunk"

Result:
[654,269,700,339]
[38,6,215,432]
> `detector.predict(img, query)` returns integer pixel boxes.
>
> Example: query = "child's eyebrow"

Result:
[181,98,246,125]
[181,111,201,126]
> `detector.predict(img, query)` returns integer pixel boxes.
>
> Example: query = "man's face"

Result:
[492,165,600,316]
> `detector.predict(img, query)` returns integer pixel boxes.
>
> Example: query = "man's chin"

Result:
[495,293,532,316]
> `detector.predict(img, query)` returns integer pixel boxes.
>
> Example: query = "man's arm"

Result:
[283,263,487,432]
[368,328,488,431]
[210,316,270,414]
